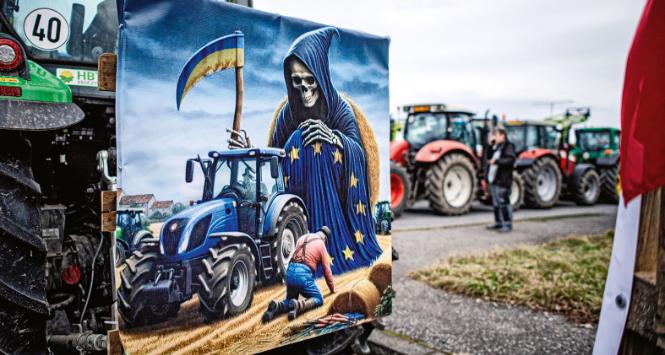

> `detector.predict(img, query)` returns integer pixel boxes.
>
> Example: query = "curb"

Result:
[368,329,449,355]
[393,211,610,233]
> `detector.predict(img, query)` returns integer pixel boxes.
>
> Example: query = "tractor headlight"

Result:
[583,152,590,160]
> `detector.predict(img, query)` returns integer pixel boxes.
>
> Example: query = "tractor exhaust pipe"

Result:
[47,332,107,353]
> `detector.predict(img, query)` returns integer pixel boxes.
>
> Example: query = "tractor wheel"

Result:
[426,153,476,215]
[510,171,524,211]
[118,250,180,327]
[273,202,307,281]
[198,243,255,323]
[390,162,410,218]
[599,165,620,204]
[0,133,48,354]
[522,157,562,208]
[115,241,127,267]
[572,168,601,206]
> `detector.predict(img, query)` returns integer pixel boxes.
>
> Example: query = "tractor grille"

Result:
[186,215,211,252]
[161,218,188,255]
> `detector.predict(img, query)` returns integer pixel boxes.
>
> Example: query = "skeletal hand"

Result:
[298,119,342,148]
[227,128,252,149]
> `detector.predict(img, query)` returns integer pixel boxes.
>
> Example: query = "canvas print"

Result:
[115,0,392,352]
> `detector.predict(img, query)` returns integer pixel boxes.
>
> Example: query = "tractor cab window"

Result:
[577,130,611,151]
[448,113,474,146]
[117,212,132,228]
[543,126,560,150]
[213,157,258,202]
[404,112,446,148]
[525,126,539,150]
[2,0,118,64]
[506,126,526,153]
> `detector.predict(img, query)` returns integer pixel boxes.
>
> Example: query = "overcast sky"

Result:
[256,0,645,128]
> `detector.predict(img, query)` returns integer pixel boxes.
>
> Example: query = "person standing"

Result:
[262,227,335,322]
[486,126,516,232]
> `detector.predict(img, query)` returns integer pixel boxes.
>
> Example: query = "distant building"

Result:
[151,200,174,216]
[118,194,156,216]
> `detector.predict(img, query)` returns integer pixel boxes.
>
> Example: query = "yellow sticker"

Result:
[0,77,18,83]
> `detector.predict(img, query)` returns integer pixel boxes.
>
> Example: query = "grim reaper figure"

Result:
[269,27,382,274]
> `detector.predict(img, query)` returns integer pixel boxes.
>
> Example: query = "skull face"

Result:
[290,61,319,108]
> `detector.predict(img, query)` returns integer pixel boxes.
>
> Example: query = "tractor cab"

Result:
[2,0,118,65]
[504,119,561,155]
[573,127,620,163]
[116,208,146,240]
[401,104,477,151]
[186,147,286,237]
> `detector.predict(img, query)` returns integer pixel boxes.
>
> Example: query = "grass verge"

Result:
[411,231,613,324]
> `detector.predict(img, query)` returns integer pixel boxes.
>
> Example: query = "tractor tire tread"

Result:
[425,153,476,215]
[0,134,48,354]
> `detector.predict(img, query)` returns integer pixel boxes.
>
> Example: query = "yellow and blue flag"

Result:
[176,31,244,110]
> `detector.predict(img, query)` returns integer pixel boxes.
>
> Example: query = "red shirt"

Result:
[292,232,335,293]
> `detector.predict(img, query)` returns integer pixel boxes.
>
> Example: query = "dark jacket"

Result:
[490,141,516,187]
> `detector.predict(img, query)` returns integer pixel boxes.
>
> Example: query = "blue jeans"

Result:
[490,184,513,227]
[282,263,323,307]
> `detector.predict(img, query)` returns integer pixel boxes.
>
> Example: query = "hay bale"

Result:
[329,280,380,317]
[368,262,392,294]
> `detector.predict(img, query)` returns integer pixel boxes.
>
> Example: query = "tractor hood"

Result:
[160,198,237,256]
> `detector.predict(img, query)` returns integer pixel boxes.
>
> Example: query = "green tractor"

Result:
[374,200,393,235]
[0,1,117,353]
[571,127,621,203]
[115,208,154,266]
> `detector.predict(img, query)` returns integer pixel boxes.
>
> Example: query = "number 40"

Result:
[32,14,61,43]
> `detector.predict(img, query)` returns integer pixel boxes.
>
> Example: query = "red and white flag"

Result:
[594,0,665,353]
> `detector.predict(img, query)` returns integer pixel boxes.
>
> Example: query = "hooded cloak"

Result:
[270,27,382,274]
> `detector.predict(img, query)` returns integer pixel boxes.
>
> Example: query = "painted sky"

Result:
[257,0,645,127]
[116,0,390,203]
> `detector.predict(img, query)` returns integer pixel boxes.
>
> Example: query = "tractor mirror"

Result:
[270,156,279,179]
[186,160,194,183]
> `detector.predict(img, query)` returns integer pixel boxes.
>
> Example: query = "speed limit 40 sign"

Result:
[23,8,70,51]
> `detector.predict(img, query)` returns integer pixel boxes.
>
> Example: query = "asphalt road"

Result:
[373,202,617,354]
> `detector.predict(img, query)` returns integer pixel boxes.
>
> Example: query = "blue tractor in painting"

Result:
[118,147,309,326]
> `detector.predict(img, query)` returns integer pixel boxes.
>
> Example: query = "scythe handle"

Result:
[232,66,244,144]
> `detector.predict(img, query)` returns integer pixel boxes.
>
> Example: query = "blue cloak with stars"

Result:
[270,27,382,274]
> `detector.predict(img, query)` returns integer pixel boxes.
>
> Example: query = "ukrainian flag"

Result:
[176,31,244,110]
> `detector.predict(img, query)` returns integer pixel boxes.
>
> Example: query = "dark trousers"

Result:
[281,263,323,308]
[490,184,513,227]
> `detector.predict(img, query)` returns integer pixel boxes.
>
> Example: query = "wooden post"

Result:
[621,187,665,353]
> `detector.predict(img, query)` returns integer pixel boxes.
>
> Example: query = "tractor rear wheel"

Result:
[572,168,601,206]
[198,244,255,323]
[480,172,523,210]
[118,250,180,327]
[599,165,620,203]
[510,171,524,211]
[390,162,410,217]
[426,153,476,215]
[0,133,48,354]
[522,157,562,208]
[273,202,307,281]
[115,241,127,266]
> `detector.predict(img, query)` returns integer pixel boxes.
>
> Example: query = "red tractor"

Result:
[390,104,516,217]
[504,108,601,208]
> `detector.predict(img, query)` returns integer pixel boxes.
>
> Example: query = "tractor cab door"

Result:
[257,157,280,219]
